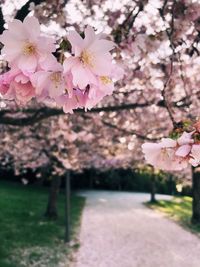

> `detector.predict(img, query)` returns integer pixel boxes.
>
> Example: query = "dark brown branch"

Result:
[113,1,144,43]
[160,0,177,128]
[0,6,5,34]
[0,0,46,36]
[0,103,149,126]
[101,119,160,141]
[0,94,192,127]
[15,0,45,21]
[0,107,62,126]
[161,59,177,127]
[159,0,168,17]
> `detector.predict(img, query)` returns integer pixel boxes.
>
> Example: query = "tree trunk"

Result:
[191,168,200,224]
[150,175,157,203]
[89,171,93,189]
[65,171,71,243]
[45,176,61,219]
[167,174,173,195]
[118,176,122,191]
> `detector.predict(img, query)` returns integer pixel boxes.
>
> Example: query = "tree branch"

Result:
[0,6,5,34]
[0,102,153,126]
[101,119,160,141]
[15,0,45,21]
[0,94,192,127]
[160,0,177,128]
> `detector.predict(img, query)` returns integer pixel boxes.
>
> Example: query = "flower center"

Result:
[50,72,62,88]
[80,50,93,67]
[23,43,37,56]
[100,76,112,85]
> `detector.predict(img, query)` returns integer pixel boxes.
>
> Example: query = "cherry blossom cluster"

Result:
[142,123,200,171]
[0,16,123,113]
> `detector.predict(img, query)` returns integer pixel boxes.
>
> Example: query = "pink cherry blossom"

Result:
[55,89,86,114]
[177,131,194,146]
[142,130,200,170]
[0,69,35,104]
[9,79,35,105]
[189,145,200,167]
[63,25,115,89]
[175,144,191,157]
[0,15,122,112]
[0,71,14,95]
[84,76,114,110]
[0,16,56,74]
[175,131,194,157]
[142,138,189,171]
[31,62,65,99]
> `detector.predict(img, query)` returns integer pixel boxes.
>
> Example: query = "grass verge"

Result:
[146,196,200,235]
[0,181,85,267]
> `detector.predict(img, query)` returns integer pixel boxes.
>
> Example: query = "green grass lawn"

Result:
[147,196,200,235]
[0,181,85,267]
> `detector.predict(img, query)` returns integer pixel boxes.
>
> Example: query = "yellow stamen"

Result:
[100,76,112,85]
[23,43,37,55]
[50,72,62,88]
[80,50,93,67]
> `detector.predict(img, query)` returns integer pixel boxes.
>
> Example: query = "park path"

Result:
[72,191,200,267]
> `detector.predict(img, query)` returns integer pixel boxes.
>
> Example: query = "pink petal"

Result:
[1,47,21,62]
[160,138,177,148]
[37,36,56,54]
[15,74,29,84]
[189,158,199,167]
[24,16,40,40]
[7,19,27,40]
[71,64,97,89]
[67,30,84,56]
[142,143,162,155]
[175,144,191,157]
[83,26,96,48]
[191,144,200,161]
[63,57,79,73]
[18,55,37,74]
[177,131,194,145]
[31,71,49,95]
[0,31,23,61]
[89,39,115,54]
[0,31,23,47]
[10,81,35,104]
[39,55,63,72]
[63,96,78,114]
[92,54,112,76]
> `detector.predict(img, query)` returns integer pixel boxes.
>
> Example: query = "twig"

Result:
[160,0,177,127]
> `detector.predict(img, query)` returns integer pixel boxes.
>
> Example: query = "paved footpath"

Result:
[72,191,200,267]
